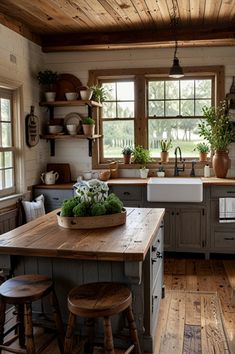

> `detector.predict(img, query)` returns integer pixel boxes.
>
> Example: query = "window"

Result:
[90,66,223,167]
[147,77,213,158]
[0,88,15,196]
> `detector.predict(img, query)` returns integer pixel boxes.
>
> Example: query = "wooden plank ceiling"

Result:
[0,0,234,51]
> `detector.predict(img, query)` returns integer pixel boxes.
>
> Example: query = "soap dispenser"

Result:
[204,164,210,178]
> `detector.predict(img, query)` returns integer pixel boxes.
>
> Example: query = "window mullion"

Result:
[135,75,146,147]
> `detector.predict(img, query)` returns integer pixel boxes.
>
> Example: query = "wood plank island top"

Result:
[0,208,164,262]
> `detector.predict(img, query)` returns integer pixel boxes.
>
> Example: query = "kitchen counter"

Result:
[0,207,165,352]
[34,176,235,189]
[0,207,164,261]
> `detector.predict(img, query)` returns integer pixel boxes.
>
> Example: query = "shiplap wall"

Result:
[44,47,235,178]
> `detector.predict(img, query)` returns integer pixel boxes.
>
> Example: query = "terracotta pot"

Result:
[82,124,95,136]
[123,154,131,164]
[212,150,229,178]
[199,152,208,162]
[160,151,169,163]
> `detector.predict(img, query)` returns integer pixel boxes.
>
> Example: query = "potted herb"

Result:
[194,142,210,162]
[198,101,235,178]
[122,146,133,164]
[160,139,172,163]
[91,84,108,103]
[37,70,58,102]
[82,116,95,136]
[133,145,151,178]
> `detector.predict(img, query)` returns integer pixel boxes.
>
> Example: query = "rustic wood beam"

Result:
[41,26,235,52]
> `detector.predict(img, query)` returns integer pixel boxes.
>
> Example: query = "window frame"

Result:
[89,66,224,169]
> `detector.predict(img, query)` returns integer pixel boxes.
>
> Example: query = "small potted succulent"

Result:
[37,70,58,102]
[82,116,95,136]
[160,139,172,163]
[122,146,133,164]
[194,142,210,162]
[133,145,151,178]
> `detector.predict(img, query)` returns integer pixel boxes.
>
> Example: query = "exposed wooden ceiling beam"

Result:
[41,26,235,52]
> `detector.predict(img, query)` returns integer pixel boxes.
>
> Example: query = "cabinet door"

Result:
[34,188,73,212]
[176,208,206,250]
[163,208,175,251]
[109,185,143,207]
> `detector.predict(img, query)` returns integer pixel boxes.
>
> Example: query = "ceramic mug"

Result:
[65,92,78,100]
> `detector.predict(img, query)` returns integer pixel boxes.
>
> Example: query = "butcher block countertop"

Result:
[0,208,165,262]
[35,177,235,189]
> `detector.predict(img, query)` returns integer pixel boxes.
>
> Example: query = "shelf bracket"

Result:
[49,139,55,156]
[88,138,94,157]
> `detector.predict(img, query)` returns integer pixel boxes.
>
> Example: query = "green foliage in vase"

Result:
[198,101,235,151]
[122,146,133,156]
[37,70,58,86]
[90,84,108,103]
[160,139,172,152]
[194,142,210,153]
[133,145,151,167]
[82,117,95,125]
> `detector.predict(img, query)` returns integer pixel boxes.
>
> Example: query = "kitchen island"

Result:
[0,207,165,352]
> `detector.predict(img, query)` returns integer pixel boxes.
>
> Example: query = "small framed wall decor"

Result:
[25,106,40,147]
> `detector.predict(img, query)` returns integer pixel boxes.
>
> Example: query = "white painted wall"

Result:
[44,46,235,178]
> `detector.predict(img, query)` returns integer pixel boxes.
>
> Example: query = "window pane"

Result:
[1,98,11,121]
[5,151,13,168]
[148,101,164,117]
[117,82,134,100]
[195,80,211,98]
[166,81,179,99]
[0,170,2,188]
[1,122,12,147]
[195,99,211,115]
[181,100,194,116]
[148,118,202,157]
[117,102,134,118]
[102,102,116,118]
[148,81,164,99]
[103,83,115,100]
[0,152,3,168]
[103,121,134,158]
[166,100,179,116]
[181,80,194,99]
[5,169,13,188]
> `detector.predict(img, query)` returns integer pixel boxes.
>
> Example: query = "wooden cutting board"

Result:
[47,163,71,183]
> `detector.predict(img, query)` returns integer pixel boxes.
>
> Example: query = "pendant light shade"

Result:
[169,56,184,78]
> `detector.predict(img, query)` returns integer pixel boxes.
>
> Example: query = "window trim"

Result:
[89,66,224,169]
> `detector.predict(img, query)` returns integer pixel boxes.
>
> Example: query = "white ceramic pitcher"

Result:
[41,171,59,185]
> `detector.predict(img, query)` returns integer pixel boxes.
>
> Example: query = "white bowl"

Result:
[66,124,77,135]
[48,125,63,134]
[65,92,78,101]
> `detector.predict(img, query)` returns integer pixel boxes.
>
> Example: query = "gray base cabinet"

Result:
[33,188,73,212]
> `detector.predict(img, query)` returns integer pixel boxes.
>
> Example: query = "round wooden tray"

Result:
[57,209,126,229]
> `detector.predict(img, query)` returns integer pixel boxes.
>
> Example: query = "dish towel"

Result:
[219,197,235,223]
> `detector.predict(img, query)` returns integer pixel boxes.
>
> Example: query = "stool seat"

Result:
[0,274,64,354]
[64,282,142,354]
[68,282,132,318]
[0,274,53,303]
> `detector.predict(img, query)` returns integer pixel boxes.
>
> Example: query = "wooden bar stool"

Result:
[0,274,65,354]
[64,282,142,354]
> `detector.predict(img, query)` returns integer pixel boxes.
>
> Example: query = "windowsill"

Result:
[0,193,23,209]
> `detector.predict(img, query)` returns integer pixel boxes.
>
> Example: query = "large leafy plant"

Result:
[133,145,151,167]
[198,101,235,151]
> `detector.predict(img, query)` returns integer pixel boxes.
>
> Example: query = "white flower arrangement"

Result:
[73,179,109,203]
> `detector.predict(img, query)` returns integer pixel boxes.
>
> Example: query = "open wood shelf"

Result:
[39,100,102,107]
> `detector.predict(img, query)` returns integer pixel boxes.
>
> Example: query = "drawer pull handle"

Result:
[224,237,234,240]
[52,197,59,200]
[123,192,130,195]
[152,259,157,264]
[156,251,163,259]
[152,246,157,252]
[227,191,235,194]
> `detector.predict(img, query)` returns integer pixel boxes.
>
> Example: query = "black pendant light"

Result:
[169,0,184,79]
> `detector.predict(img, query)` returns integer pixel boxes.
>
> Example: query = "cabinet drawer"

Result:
[214,231,235,248]
[109,185,142,201]
[211,186,235,198]
[34,188,73,212]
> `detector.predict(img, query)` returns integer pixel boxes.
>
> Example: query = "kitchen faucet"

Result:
[174,146,185,176]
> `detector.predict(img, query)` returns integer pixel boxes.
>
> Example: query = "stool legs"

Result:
[103,317,114,354]
[64,312,76,354]
[125,306,142,354]
[24,303,35,354]
[0,300,6,353]
[50,288,65,353]
[17,304,25,348]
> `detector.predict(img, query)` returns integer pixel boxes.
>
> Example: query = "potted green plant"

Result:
[194,142,210,162]
[122,146,133,164]
[160,139,172,163]
[133,145,151,178]
[37,70,58,102]
[198,101,235,178]
[91,84,108,103]
[82,116,95,136]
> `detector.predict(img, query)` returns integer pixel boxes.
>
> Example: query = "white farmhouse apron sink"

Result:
[147,177,203,202]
